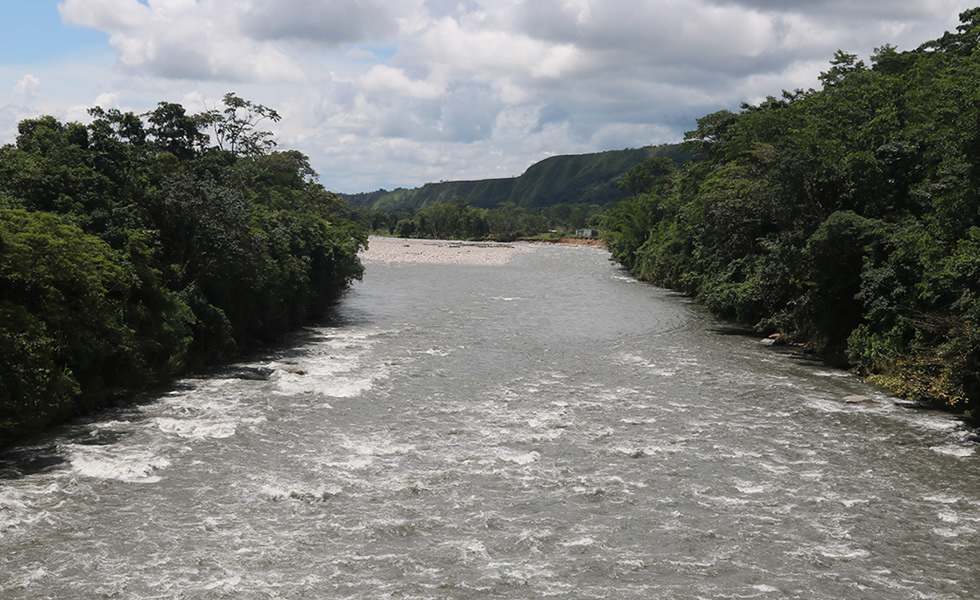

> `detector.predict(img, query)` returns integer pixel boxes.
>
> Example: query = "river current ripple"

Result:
[1,244,978,599]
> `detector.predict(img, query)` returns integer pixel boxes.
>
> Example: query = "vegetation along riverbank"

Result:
[0,94,366,446]
[604,9,980,418]
[3,11,980,445]
[345,9,980,419]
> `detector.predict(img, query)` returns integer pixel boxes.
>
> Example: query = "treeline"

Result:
[344,144,691,243]
[606,9,980,415]
[352,200,602,241]
[0,94,367,445]
[343,144,687,212]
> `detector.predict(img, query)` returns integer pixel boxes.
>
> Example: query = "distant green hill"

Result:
[342,144,688,211]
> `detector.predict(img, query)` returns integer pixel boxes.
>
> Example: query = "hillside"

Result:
[343,144,688,211]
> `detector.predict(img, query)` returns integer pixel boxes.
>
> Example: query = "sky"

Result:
[0,1,974,193]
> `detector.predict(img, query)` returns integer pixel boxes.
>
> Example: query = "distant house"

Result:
[575,228,597,238]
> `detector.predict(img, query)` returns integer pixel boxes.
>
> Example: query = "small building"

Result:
[575,228,597,238]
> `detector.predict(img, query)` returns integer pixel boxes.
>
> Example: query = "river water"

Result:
[1,243,978,599]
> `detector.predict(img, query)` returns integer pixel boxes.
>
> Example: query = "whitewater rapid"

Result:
[1,242,977,599]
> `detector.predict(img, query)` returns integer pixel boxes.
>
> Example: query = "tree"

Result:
[619,156,676,196]
[918,7,980,55]
[0,209,143,439]
[207,92,281,157]
[603,17,980,412]
[0,94,369,444]
[818,50,867,88]
[145,101,210,160]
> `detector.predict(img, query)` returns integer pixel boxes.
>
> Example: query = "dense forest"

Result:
[605,10,980,416]
[345,144,687,241]
[355,199,602,242]
[0,94,367,446]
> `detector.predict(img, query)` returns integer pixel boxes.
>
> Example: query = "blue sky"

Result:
[0,0,975,193]
[0,2,107,62]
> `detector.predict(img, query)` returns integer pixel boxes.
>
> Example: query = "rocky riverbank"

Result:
[359,237,537,265]
[522,237,606,248]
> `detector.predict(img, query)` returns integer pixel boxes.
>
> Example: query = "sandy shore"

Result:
[359,237,538,265]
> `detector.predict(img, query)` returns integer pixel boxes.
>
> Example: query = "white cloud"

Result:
[239,0,404,45]
[59,0,307,82]
[407,15,593,82]
[2,75,41,143]
[58,0,150,31]
[12,75,41,101]
[359,65,446,99]
[9,0,973,192]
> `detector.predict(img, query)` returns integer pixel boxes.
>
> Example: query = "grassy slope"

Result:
[342,144,688,211]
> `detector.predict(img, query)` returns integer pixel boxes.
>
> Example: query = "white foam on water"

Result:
[937,509,961,523]
[619,353,651,367]
[614,441,687,458]
[442,539,492,563]
[589,385,642,405]
[839,497,872,508]
[933,527,965,538]
[664,401,692,413]
[7,258,980,600]
[922,493,967,505]
[419,347,451,356]
[0,483,62,533]
[522,428,566,444]
[930,444,975,457]
[483,561,556,586]
[272,358,382,398]
[152,417,238,439]
[529,371,570,387]
[495,448,540,465]
[715,446,764,460]
[260,482,342,503]
[700,493,751,507]
[325,455,375,470]
[268,329,393,398]
[2,566,51,591]
[912,416,962,433]
[813,543,871,561]
[526,408,570,430]
[154,383,245,416]
[808,398,853,414]
[322,374,380,398]
[278,363,383,397]
[612,275,639,283]
[620,416,657,425]
[562,536,596,547]
[68,445,170,483]
[516,528,554,553]
[735,483,768,495]
[811,369,852,378]
[141,376,272,443]
[345,438,415,456]
[758,462,791,475]
[201,575,243,591]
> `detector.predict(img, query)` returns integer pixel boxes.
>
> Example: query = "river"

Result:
[1,241,977,599]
